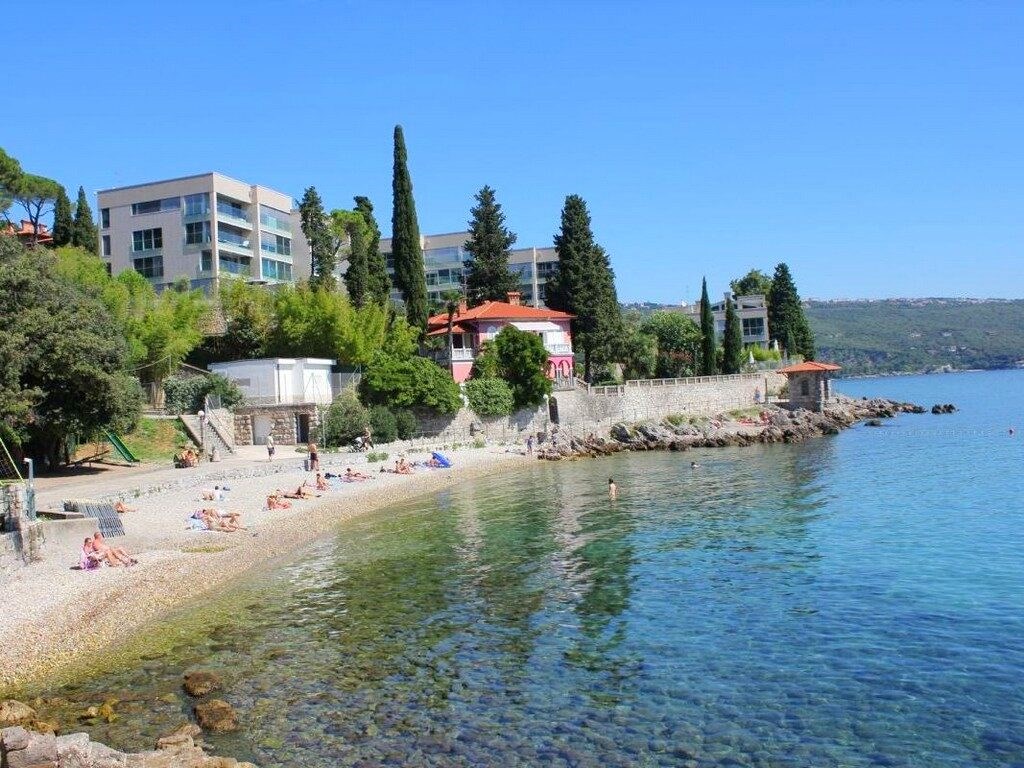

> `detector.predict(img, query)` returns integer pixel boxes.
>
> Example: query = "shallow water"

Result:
[32,370,1024,767]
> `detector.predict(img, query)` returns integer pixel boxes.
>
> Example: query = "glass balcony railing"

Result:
[216,202,250,224]
[219,259,252,276]
[259,212,291,233]
[218,231,252,249]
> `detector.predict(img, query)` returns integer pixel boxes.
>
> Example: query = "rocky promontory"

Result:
[538,397,927,459]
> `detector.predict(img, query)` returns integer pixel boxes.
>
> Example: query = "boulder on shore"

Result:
[0,700,36,725]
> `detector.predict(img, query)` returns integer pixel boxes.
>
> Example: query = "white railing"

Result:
[546,343,573,355]
[451,348,474,361]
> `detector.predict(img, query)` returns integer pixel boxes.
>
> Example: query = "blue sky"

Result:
[5,0,1022,301]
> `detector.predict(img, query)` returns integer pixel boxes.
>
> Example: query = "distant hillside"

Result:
[621,298,1024,376]
[806,299,1024,376]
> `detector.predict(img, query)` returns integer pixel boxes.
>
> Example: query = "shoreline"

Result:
[0,447,533,694]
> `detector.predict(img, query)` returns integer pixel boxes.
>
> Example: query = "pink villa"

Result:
[425,292,575,383]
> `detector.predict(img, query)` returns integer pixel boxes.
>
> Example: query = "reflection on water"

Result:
[29,371,1024,767]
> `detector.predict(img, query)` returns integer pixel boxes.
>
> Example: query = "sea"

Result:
[28,370,1024,767]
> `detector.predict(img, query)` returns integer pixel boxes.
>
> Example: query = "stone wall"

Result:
[413,372,787,443]
[232,404,318,446]
[0,484,43,579]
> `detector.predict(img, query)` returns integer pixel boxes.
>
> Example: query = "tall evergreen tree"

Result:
[547,194,622,382]
[768,262,815,360]
[355,195,391,306]
[71,186,98,254]
[299,186,336,290]
[51,187,74,247]
[391,125,427,329]
[722,294,744,374]
[463,185,520,303]
[332,209,369,307]
[699,277,718,375]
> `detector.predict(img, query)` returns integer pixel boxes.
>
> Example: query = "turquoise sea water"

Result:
[37,371,1024,766]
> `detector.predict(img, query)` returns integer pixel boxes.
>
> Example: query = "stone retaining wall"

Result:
[232,404,318,446]
[415,372,787,443]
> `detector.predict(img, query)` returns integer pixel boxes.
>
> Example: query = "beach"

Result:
[0,444,532,693]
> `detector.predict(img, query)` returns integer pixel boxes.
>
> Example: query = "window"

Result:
[101,208,110,228]
[742,317,765,337]
[259,232,290,256]
[201,250,212,273]
[537,261,558,279]
[261,258,292,282]
[133,255,164,278]
[132,228,162,251]
[131,198,179,215]
[185,221,210,245]
[800,378,810,397]
[259,205,291,232]
[101,235,111,256]
[184,193,209,217]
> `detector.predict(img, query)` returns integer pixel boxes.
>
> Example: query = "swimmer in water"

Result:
[608,477,617,499]
[690,461,699,469]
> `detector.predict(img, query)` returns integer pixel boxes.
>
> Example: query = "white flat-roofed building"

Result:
[97,173,303,292]
[682,292,771,347]
[209,357,336,405]
[379,231,560,308]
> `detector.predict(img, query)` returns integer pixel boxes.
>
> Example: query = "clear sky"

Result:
[4,0,1022,301]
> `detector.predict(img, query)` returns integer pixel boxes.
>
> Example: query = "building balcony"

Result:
[217,236,253,257]
[259,212,291,235]
[216,203,252,228]
[546,343,573,356]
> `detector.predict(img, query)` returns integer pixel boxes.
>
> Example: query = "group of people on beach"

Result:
[80,532,137,569]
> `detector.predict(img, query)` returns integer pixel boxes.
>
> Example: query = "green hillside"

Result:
[806,299,1024,376]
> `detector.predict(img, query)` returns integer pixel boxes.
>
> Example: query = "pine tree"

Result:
[355,195,391,306]
[768,262,815,360]
[722,294,744,374]
[299,187,336,290]
[699,277,718,375]
[391,125,428,329]
[71,186,98,254]
[463,185,520,303]
[51,187,74,247]
[547,195,622,382]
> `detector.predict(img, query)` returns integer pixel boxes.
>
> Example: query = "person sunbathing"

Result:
[113,500,137,514]
[267,492,291,510]
[314,473,330,491]
[296,483,319,498]
[92,532,136,566]
[80,538,104,570]
[395,458,413,475]
[344,467,370,481]
[197,509,242,532]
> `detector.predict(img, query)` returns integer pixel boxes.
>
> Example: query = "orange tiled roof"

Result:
[777,361,842,374]
[426,300,573,331]
[426,322,473,337]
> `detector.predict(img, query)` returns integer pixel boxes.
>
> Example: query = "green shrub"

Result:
[163,373,244,415]
[464,378,514,417]
[324,390,368,446]
[359,352,462,414]
[749,345,782,362]
[366,451,388,463]
[394,409,418,440]
[369,405,398,443]
[492,326,552,409]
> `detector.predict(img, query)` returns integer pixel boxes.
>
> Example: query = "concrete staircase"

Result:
[179,414,234,456]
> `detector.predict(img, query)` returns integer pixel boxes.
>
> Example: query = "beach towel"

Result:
[431,452,452,468]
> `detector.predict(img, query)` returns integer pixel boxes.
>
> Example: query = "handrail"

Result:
[203,396,236,452]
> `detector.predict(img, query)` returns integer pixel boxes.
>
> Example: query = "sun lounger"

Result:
[68,502,125,538]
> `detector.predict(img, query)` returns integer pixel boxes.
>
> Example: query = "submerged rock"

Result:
[194,699,239,732]
[184,671,223,697]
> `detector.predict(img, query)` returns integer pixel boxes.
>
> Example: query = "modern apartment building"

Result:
[97,173,302,292]
[378,231,560,308]
[682,293,771,347]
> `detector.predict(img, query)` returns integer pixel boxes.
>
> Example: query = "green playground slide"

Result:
[103,429,139,463]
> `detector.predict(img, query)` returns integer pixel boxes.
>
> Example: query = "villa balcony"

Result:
[546,343,573,356]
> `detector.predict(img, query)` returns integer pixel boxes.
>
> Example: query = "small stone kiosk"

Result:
[777,361,842,412]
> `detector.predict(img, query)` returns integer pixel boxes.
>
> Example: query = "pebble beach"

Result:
[0,445,532,693]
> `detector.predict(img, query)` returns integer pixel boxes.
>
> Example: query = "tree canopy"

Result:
[299,186,338,291]
[72,185,98,254]
[730,269,773,299]
[359,352,461,414]
[463,185,519,303]
[52,187,74,246]
[768,262,815,360]
[640,310,701,378]
[492,325,552,409]
[391,125,428,329]
[354,196,391,306]
[722,296,744,374]
[546,195,622,382]
[699,277,718,374]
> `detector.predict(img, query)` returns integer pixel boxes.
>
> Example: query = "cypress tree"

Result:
[768,262,815,360]
[299,186,336,290]
[71,186,98,254]
[338,211,369,307]
[722,294,744,374]
[463,185,520,303]
[52,187,74,247]
[548,194,622,382]
[355,195,391,306]
[699,277,718,375]
[391,125,427,329]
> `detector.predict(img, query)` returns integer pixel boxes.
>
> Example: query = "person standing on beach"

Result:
[608,477,618,499]
[308,441,320,471]
[267,434,275,462]
[526,435,534,455]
